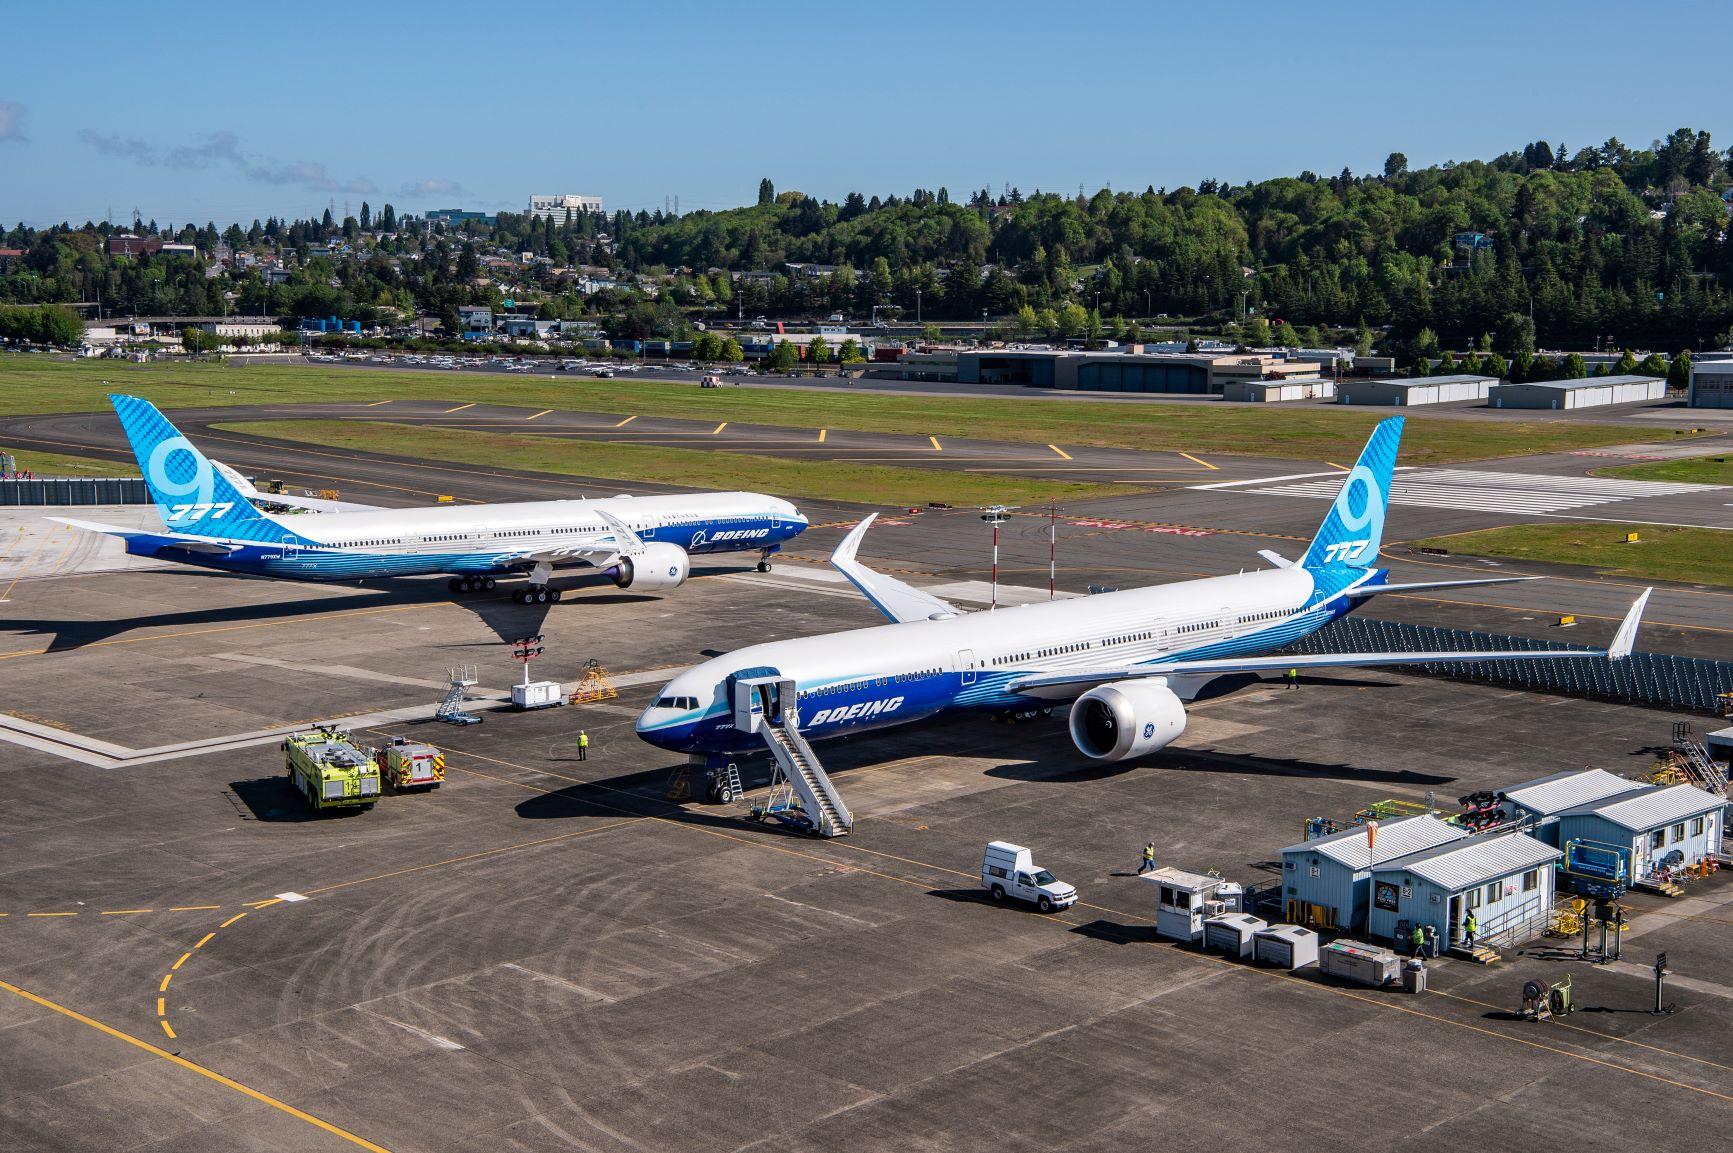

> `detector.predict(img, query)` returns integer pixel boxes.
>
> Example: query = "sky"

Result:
[3,0,1732,229]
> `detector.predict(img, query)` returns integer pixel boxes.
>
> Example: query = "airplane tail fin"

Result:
[1299,416,1403,570]
[109,394,284,543]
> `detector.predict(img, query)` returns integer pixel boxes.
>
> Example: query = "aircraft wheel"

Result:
[483,577,497,590]
[549,588,562,603]
[757,560,772,573]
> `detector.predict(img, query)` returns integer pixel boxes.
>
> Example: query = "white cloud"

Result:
[78,126,375,194]
[400,178,468,199]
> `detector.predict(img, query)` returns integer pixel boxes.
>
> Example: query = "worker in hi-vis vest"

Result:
[577,730,590,761]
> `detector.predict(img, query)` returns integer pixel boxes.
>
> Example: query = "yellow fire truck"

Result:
[376,737,445,791]
[284,726,381,812]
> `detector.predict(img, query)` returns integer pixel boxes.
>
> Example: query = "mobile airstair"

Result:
[733,675,853,837]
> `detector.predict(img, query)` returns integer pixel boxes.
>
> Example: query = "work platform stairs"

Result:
[1448,892,1551,964]
[1671,723,1727,795]
[761,710,853,837]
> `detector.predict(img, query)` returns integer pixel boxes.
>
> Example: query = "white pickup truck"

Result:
[981,841,1077,912]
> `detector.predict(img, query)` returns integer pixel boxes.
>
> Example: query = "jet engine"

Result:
[607,543,690,591]
[1067,680,1187,762]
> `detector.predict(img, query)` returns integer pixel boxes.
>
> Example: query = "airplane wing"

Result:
[491,510,645,570]
[830,514,964,624]
[1006,588,1652,696]
[213,461,383,514]
[48,517,241,556]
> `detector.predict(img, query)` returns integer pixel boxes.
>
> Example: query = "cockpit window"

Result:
[656,696,699,710]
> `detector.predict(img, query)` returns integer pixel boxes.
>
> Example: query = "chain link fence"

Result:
[1288,616,1733,716]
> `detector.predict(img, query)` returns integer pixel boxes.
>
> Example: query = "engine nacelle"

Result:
[1068,680,1188,762]
[607,543,690,591]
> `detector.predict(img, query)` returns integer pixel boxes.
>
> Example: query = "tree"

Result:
[719,336,744,362]
[1383,152,1408,180]
[757,178,775,206]
[837,337,863,362]
[1015,303,1039,335]
[1496,312,1535,357]
[921,323,942,342]
[360,202,371,230]
[1636,352,1670,378]
[1272,319,1301,347]
[1057,302,1089,339]
[381,204,397,231]
[766,339,798,371]
[806,335,830,365]
[1560,353,1587,379]
[1354,318,1374,355]
[180,326,221,355]
[1667,350,1692,390]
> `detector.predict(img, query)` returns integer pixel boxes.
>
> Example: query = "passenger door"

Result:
[959,649,977,687]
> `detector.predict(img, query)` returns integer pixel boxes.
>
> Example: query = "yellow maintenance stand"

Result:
[284,726,381,812]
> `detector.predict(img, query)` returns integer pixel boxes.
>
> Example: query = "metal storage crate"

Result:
[1203,912,1267,959]
[1253,924,1320,970]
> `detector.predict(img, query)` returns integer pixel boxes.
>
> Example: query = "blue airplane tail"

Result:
[1299,416,1402,570]
[110,394,286,543]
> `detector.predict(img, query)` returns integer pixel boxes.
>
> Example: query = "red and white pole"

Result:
[1049,503,1057,600]
[991,520,1000,610]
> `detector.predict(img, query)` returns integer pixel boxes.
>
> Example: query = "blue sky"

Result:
[3,0,1731,227]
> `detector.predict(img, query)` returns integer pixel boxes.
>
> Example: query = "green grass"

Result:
[215,420,1127,508]
[1413,523,1733,587]
[1592,453,1733,485]
[0,354,1696,465]
[0,446,137,476]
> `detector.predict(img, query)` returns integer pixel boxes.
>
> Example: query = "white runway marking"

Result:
[1244,468,1725,515]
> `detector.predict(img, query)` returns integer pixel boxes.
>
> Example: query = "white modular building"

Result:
[1490,376,1666,410]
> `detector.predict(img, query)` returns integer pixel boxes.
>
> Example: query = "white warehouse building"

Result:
[1336,375,1494,406]
[1490,375,1666,410]
[528,193,603,221]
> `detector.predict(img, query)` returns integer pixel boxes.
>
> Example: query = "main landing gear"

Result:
[449,576,497,594]
[512,585,562,605]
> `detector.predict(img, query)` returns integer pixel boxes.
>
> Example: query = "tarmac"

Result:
[1,394,1732,1151]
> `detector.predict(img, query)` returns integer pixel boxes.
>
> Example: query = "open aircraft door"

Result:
[731,674,794,735]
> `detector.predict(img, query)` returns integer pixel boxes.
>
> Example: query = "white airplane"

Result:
[57,395,808,604]
[639,416,1650,761]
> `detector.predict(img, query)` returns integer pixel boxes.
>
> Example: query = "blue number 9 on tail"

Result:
[1300,416,1402,570]
[109,394,281,542]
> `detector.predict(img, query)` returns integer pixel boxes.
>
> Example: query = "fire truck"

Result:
[376,737,445,791]
[284,726,381,812]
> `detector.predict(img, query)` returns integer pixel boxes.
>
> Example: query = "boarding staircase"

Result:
[436,666,482,725]
[1671,723,1726,795]
[758,710,852,837]
[1448,892,1551,964]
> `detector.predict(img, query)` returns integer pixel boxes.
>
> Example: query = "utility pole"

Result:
[981,507,1009,610]
[915,289,922,325]
[1048,502,1058,600]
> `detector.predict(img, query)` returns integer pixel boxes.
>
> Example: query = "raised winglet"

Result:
[1608,587,1651,661]
[831,514,963,624]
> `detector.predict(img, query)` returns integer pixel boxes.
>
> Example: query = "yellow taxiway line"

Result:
[1048,444,1072,460]
[614,415,636,427]
[929,436,943,452]
[525,409,553,421]
[1178,451,1218,471]
[442,402,476,414]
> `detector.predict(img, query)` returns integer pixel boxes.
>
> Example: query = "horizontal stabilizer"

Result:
[1344,576,1541,597]
[1257,549,1294,569]
[47,517,239,556]
[213,461,382,514]
[831,514,963,624]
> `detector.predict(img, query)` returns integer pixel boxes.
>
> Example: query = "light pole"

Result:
[1048,502,1059,600]
[915,289,922,325]
[981,506,1009,609]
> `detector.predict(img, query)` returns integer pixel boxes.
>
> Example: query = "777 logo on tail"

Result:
[166,502,235,523]
[1319,539,1372,564]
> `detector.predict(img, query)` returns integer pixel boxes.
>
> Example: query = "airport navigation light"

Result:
[981,506,1010,610]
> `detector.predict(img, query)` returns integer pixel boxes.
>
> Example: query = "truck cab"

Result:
[981,841,1077,912]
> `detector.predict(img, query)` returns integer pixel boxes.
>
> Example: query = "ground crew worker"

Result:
[1286,668,1300,690]
[1463,910,1478,949]
[1139,842,1156,874]
[577,730,589,761]
[1411,922,1426,959]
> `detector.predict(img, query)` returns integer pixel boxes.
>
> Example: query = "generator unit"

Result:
[284,726,381,812]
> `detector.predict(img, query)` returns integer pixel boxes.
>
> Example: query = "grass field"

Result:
[1592,453,1733,485]
[215,420,1126,507]
[1414,523,1733,587]
[0,355,1692,465]
[0,446,136,476]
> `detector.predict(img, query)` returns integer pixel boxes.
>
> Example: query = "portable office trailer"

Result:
[1280,816,1466,933]
[1489,376,1665,410]
[1494,768,1646,845]
[1253,925,1320,970]
[1203,912,1267,959]
[1336,375,1493,406]
[1319,940,1401,986]
[1367,833,1560,951]
[1553,784,1724,881]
